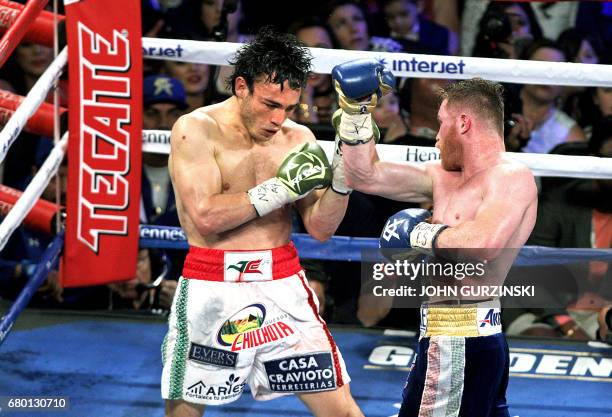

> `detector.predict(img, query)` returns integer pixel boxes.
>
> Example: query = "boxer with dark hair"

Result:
[161,28,362,417]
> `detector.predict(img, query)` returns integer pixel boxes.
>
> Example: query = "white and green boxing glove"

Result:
[331,58,395,144]
[247,142,332,217]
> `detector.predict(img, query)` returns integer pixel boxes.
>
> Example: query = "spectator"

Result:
[426,0,459,35]
[373,92,409,143]
[520,39,586,154]
[381,0,454,55]
[472,2,542,60]
[462,0,542,58]
[557,28,601,125]
[142,75,185,226]
[212,0,253,101]
[6,43,53,94]
[164,0,221,40]
[392,77,450,146]
[326,0,402,52]
[0,139,65,306]
[141,75,189,309]
[0,42,58,189]
[594,85,612,119]
[517,116,612,340]
[163,61,211,111]
[558,28,600,65]
[570,55,612,135]
[289,17,336,125]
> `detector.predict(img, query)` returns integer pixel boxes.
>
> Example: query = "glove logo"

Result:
[279,152,327,194]
[382,218,406,241]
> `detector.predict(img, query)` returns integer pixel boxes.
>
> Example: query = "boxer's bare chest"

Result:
[432,170,489,227]
[213,137,297,193]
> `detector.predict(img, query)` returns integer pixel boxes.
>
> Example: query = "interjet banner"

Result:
[63,0,142,287]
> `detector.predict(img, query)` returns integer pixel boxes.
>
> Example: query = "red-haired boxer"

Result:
[161,28,366,417]
[339,72,538,417]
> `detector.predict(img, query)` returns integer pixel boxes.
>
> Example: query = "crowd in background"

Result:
[0,0,611,342]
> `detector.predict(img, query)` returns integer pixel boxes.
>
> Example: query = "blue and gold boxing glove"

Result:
[331,58,395,144]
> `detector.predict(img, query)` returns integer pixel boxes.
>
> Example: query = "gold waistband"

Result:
[421,300,501,338]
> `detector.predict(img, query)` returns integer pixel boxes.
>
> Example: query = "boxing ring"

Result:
[0,6,611,417]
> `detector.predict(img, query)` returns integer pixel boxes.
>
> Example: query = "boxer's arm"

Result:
[295,130,349,242]
[170,115,257,236]
[343,140,433,202]
[435,166,537,259]
[296,187,349,242]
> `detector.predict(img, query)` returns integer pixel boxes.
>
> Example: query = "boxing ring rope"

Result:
[142,130,612,180]
[138,225,612,266]
[0,0,48,67]
[0,133,66,251]
[142,38,612,87]
[0,230,63,345]
[0,0,64,48]
[0,46,66,162]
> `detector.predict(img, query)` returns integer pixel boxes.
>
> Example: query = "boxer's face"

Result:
[436,100,462,171]
[237,77,300,141]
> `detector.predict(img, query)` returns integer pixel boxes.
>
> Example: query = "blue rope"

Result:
[138,225,612,265]
[0,231,64,346]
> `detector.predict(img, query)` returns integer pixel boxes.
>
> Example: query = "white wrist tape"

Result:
[410,222,448,255]
[339,111,374,143]
[331,142,352,195]
[247,178,291,217]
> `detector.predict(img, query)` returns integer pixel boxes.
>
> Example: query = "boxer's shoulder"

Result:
[279,118,316,145]
[483,159,537,198]
[489,159,534,183]
[173,107,219,136]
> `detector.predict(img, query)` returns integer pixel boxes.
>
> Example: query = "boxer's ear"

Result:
[235,76,248,99]
[459,114,471,134]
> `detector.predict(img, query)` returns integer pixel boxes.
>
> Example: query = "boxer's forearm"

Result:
[300,188,349,242]
[342,140,379,192]
[191,192,257,236]
[435,222,507,261]
[343,142,433,202]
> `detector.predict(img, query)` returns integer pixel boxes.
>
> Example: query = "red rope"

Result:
[0,184,61,235]
[0,0,48,68]
[0,89,67,137]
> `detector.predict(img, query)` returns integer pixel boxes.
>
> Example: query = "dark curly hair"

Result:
[227,26,312,95]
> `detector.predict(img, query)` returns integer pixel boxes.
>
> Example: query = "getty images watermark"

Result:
[356,247,607,309]
[370,257,534,300]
